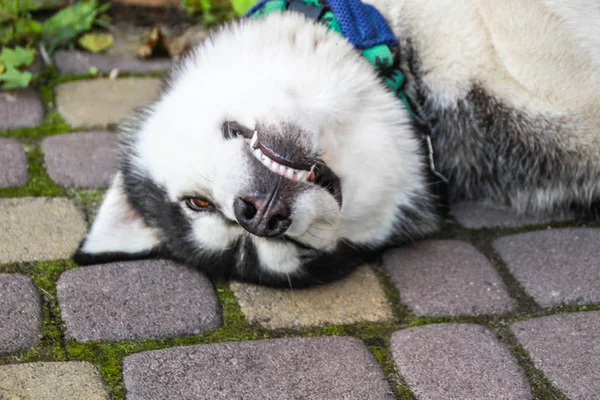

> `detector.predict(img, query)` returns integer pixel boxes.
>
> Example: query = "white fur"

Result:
[80,173,161,254]
[371,0,600,136]
[125,14,428,264]
[80,1,599,280]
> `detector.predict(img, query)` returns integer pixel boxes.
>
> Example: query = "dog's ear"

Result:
[73,172,162,265]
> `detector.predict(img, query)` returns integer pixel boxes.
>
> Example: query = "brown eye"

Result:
[186,198,214,211]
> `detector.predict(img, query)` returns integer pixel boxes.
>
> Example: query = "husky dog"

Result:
[74,0,600,287]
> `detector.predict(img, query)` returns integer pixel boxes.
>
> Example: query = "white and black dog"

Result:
[74,0,600,287]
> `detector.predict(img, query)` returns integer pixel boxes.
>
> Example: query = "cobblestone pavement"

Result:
[1,50,599,400]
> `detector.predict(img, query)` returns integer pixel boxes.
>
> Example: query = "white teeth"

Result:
[248,140,313,182]
[296,170,308,181]
[250,131,258,148]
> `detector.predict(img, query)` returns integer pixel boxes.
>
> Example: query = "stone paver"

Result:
[0,274,43,354]
[383,241,513,316]
[0,138,28,188]
[123,336,394,400]
[0,89,44,131]
[450,202,574,229]
[54,50,172,75]
[42,131,118,187]
[493,228,600,307]
[230,265,392,329]
[511,312,600,400]
[57,260,222,341]
[0,362,110,400]
[55,78,162,126]
[0,198,86,263]
[391,323,532,400]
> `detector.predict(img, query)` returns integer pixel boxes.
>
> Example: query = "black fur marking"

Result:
[72,245,164,266]
[398,40,600,215]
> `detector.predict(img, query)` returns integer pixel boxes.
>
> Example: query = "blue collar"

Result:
[247,0,413,116]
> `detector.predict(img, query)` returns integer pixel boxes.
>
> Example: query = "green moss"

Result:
[0,261,73,365]
[369,342,417,400]
[0,140,66,198]
[498,328,569,400]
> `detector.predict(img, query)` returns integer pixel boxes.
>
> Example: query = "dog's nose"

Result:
[233,195,291,237]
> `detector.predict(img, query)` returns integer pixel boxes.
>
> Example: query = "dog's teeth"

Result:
[279,164,286,175]
[263,158,272,168]
[297,170,308,181]
[286,168,295,179]
[250,131,258,148]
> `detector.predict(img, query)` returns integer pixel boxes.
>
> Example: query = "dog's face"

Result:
[74,14,438,287]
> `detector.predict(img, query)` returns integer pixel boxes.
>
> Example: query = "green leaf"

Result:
[0,46,36,68]
[15,18,42,42]
[0,64,33,88]
[78,32,113,53]
[41,0,99,48]
[0,26,15,45]
[231,0,257,16]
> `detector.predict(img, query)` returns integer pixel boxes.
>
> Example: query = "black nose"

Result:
[233,196,292,237]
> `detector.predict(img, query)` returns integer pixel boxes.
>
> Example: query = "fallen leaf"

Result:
[162,34,188,57]
[137,26,161,59]
[78,32,114,53]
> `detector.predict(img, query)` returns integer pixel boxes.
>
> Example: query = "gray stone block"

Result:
[42,131,118,187]
[0,89,44,131]
[0,362,110,399]
[493,228,600,307]
[512,312,600,400]
[391,323,532,400]
[0,197,87,264]
[0,138,28,188]
[0,274,43,354]
[55,78,162,127]
[54,50,172,75]
[123,336,394,400]
[450,202,574,229]
[57,260,222,341]
[230,265,392,329]
[383,240,514,316]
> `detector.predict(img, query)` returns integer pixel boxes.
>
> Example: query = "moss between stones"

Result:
[497,328,570,400]
[0,139,66,198]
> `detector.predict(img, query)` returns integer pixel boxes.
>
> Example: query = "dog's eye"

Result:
[186,198,214,211]
[222,121,253,140]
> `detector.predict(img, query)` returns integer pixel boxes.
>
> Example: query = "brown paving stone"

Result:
[383,240,514,316]
[57,260,222,342]
[511,312,600,400]
[55,78,161,127]
[54,50,172,75]
[0,138,28,188]
[230,265,392,329]
[42,131,118,187]
[493,228,600,307]
[0,198,86,263]
[0,274,43,354]
[0,362,110,400]
[123,336,394,400]
[0,89,44,131]
[450,202,575,229]
[391,323,532,400]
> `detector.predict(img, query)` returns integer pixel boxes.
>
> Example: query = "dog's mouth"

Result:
[244,130,343,205]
